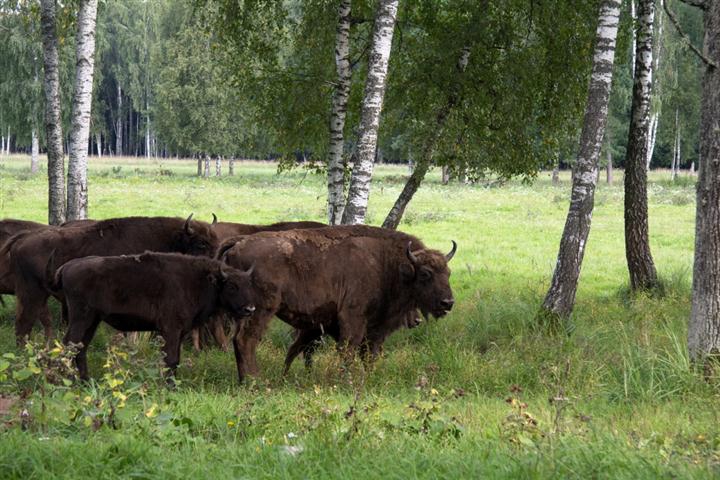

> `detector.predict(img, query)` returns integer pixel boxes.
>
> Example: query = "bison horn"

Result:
[446,240,457,261]
[406,242,419,265]
[219,265,229,280]
[184,213,195,234]
[211,213,218,226]
[243,263,255,277]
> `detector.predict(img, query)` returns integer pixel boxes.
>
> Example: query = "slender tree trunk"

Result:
[646,0,663,169]
[624,0,658,291]
[197,157,202,176]
[540,0,621,320]
[382,46,471,230]
[674,111,681,179]
[96,132,102,158]
[326,0,352,225]
[691,160,695,175]
[5,128,9,156]
[31,128,39,173]
[40,0,66,225]
[229,156,235,176]
[204,155,210,177]
[66,0,99,221]
[688,0,720,367]
[607,149,613,184]
[116,83,123,156]
[341,0,399,225]
[216,156,222,176]
[441,166,450,185]
[552,165,560,185]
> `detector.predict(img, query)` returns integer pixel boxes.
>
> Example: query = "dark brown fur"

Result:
[192,220,326,351]
[6,216,219,341]
[56,252,259,380]
[0,219,47,298]
[221,225,456,382]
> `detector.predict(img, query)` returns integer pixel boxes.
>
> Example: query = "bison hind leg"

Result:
[283,328,323,375]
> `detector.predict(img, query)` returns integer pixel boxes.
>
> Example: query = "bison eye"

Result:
[418,268,432,281]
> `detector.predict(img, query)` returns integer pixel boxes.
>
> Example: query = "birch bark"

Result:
[540,0,622,319]
[341,0,399,225]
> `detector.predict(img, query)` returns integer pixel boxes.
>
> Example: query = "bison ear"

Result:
[399,262,415,282]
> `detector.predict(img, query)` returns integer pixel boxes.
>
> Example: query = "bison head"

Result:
[216,263,258,318]
[176,213,220,257]
[402,241,456,319]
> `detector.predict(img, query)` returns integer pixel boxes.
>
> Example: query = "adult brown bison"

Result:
[219,225,456,382]
[4,215,218,341]
[53,252,259,380]
[191,219,326,351]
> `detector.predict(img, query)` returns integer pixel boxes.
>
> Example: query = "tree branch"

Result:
[663,0,717,68]
[678,0,706,9]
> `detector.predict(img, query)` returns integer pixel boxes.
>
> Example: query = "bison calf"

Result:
[55,252,259,380]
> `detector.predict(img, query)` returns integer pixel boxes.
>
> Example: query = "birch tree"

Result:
[40,0,66,225]
[382,46,470,230]
[687,0,720,366]
[67,0,99,221]
[341,0,399,225]
[540,0,622,321]
[326,0,352,225]
[624,0,659,291]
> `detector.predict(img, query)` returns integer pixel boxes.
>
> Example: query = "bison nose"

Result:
[242,305,256,316]
[440,298,455,311]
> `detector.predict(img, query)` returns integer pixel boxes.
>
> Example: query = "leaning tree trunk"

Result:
[40,0,66,225]
[540,0,621,320]
[341,0,399,225]
[624,0,658,291]
[382,46,471,230]
[31,127,40,173]
[327,0,353,225]
[689,0,720,367]
[66,0,99,221]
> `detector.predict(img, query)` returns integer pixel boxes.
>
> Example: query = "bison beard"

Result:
[6,215,219,341]
[55,252,259,380]
[221,225,456,382]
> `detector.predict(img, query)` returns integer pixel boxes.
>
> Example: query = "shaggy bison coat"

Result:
[55,252,259,379]
[219,225,456,382]
[0,219,47,301]
[4,215,219,341]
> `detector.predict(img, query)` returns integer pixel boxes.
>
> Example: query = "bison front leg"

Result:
[161,329,183,382]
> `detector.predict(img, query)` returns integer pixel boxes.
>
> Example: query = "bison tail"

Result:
[45,249,63,293]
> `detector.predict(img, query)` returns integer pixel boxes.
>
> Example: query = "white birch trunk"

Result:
[229,156,235,176]
[66,0,99,221]
[624,0,658,291]
[96,132,102,158]
[541,0,622,319]
[688,0,720,365]
[204,155,210,177]
[40,0,66,225]
[607,150,613,184]
[31,128,39,173]
[341,0,399,225]
[216,156,222,176]
[326,0,353,225]
[5,127,9,156]
[646,0,664,169]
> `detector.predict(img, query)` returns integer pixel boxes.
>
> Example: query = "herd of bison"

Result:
[0,215,457,383]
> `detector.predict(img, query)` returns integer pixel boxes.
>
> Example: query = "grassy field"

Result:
[0,154,717,479]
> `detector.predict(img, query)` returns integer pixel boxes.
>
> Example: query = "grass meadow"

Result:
[0,154,717,479]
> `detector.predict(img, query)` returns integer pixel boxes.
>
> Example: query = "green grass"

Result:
[0,154,718,479]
